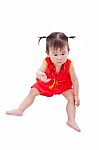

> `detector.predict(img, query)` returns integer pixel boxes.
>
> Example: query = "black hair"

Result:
[38,32,76,52]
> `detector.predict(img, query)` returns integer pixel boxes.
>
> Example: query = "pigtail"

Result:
[38,36,46,44]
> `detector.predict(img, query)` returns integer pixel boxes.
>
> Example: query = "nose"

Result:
[57,55,62,60]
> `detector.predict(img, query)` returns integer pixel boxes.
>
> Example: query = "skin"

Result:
[6,45,81,132]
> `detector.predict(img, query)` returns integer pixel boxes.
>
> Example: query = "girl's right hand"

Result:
[40,72,51,83]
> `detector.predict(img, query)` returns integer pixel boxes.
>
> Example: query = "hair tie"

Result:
[68,36,76,39]
[38,36,46,44]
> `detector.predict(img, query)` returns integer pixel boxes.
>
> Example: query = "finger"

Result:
[40,72,45,75]
[40,72,46,76]
[75,102,78,107]
[75,103,78,107]
[47,79,51,82]
[75,102,80,107]
[41,75,47,81]
[43,78,51,83]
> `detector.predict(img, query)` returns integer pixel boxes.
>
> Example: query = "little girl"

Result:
[6,32,81,132]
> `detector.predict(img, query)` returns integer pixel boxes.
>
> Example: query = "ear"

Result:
[68,46,70,52]
[45,50,49,56]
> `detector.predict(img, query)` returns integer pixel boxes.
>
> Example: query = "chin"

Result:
[56,63,63,66]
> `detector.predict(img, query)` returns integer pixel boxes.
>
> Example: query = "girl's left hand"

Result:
[74,96,80,107]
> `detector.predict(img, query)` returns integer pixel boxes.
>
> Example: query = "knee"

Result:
[67,94,74,102]
[63,89,74,101]
[63,90,74,102]
[29,88,40,97]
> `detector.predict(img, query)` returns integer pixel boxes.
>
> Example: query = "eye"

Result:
[54,54,57,56]
[62,53,65,55]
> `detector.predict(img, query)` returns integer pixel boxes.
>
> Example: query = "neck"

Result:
[55,65,62,73]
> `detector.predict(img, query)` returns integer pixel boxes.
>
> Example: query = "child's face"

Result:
[48,45,69,66]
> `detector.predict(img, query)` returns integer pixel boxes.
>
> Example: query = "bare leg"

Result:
[6,88,40,116]
[62,89,81,132]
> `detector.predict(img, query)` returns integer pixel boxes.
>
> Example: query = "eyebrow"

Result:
[52,51,66,54]
[61,51,66,53]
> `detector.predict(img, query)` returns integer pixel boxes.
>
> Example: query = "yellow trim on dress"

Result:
[49,79,59,89]
[49,79,56,89]
[43,59,48,66]
[69,61,72,70]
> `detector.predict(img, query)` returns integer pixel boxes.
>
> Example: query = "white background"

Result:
[0,0,99,149]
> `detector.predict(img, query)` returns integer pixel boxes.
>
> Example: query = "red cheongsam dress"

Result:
[31,57,73,97]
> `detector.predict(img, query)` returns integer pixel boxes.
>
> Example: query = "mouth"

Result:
[57,62,62,63]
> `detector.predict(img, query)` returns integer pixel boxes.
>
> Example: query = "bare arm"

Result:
[36,60,47,78]
[69,63,80,106]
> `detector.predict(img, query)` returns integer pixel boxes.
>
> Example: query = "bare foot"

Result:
[6,109,23,116]
[67,120,81,132]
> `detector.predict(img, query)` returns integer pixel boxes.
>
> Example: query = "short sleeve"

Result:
[69,60,72,70]
[42,59,48,66]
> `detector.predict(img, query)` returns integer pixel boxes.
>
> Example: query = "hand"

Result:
[40,72,51,83]
[74,96,80,107]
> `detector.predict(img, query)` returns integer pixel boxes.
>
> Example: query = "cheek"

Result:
[64,53,68,58]
[63,55,68,61]
[51,57,56,62]
[50,56,57,63]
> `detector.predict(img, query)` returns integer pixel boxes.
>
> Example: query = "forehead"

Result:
[49,45,68,53]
